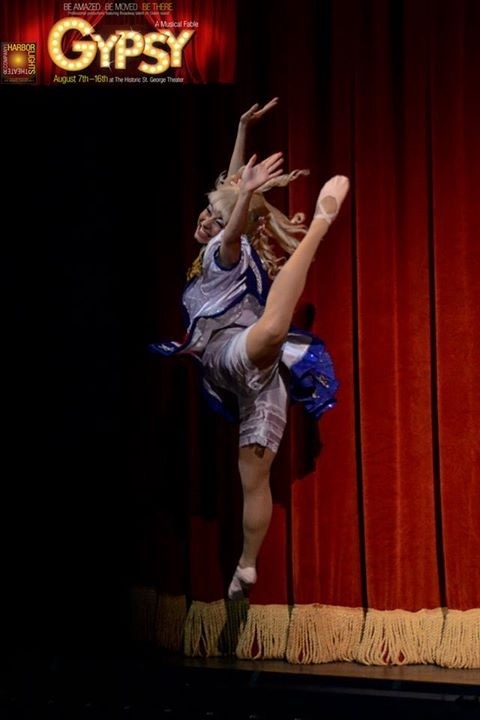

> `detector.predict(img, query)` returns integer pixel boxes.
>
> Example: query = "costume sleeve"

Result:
[202,233,250,279]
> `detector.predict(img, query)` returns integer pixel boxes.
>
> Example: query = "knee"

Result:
[239,444,275,484]
[262,317,288,347]
[258,318,288,351]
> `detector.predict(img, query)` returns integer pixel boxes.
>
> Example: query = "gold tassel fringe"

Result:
[236,604,290,659]
[154,593,188,652]
[130,585,159,644]
[436,608,480,668]
[184,599,249,657]
[130,588,480,668]
[355,608,444,665]
[286,604,365,664]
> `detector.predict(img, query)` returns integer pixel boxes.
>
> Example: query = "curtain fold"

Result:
[134,0,480,666]
[429,0,480,613]
[5,0,478,667]
[351,0,442,612]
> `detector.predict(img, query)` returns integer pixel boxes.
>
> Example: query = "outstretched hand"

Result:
[240,152,284,193]
[239,97,279,128]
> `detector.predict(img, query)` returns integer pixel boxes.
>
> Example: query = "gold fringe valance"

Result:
[130,585,159,645]
[355,607,444,665]
[286,604,365,663]
[436,608,480,668]
[236,604,290,659]
[130,588,480,669]
[130,588,187,650]
[154,593,188,652]
[183,598,250,657]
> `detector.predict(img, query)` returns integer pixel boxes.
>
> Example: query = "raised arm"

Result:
[219,152,284,268]
[227,97,279,178]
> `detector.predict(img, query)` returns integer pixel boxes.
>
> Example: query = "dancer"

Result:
[150,100,349,600]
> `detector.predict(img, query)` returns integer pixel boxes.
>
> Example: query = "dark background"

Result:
[1,0,302,657]
[3,0,480,676]
[2,83,240,656]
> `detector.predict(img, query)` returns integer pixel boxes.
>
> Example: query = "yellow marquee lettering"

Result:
[90,33,119,68]
[161,30,194,68]
[48,18,97,71]
[47,17,195,74]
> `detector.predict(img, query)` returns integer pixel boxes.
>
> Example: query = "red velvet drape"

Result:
[4,0,478,645]
[429,0,480,611]
[143,0,480,619]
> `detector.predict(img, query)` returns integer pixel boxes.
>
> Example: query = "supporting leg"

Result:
[228,444,275,600]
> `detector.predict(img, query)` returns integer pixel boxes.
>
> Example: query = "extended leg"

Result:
[246,175,349,368]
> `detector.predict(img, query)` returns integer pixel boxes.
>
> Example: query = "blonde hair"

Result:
[186,245,206,282]
[207,166,310,278]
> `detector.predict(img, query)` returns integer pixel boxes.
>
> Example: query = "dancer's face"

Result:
[194,204,225,244]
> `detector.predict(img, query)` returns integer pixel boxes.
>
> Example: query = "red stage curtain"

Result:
[8,0,477,666]
[138,0,480,666]
[429,0,480,612]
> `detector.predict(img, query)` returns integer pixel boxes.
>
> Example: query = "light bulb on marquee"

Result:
[47,17,195,74]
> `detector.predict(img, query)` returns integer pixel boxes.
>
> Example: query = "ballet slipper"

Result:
[227,565,257,600]
[314,175,350,225]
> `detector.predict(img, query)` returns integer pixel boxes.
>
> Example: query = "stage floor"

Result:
[168,653,480,686]
[2,648,480,719]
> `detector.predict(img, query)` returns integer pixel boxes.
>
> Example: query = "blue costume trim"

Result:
[149,329,339,423]
[148,238,339,423]
[151,242,270,359]
[286,331,339,419]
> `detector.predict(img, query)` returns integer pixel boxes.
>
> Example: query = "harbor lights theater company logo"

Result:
[1,1,236,85]
[1,42,37,84]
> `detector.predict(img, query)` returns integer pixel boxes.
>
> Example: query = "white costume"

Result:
[150,231,338,452]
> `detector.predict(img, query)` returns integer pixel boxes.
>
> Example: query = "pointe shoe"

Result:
[315,175,350,225]
[227,565,257,600]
